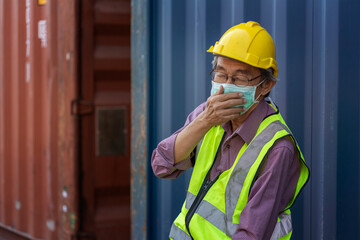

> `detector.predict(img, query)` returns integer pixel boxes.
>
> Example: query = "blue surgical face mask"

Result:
[210,80,264,113]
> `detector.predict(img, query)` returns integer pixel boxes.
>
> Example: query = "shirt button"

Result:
[226,144,230,149]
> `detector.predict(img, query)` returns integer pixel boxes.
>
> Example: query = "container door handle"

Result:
[71,99,94,116]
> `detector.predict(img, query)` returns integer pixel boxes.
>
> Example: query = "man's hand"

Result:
[202,85,247,127]
[173,86,246,164]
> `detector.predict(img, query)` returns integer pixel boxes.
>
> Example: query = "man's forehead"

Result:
[216,56,258,74]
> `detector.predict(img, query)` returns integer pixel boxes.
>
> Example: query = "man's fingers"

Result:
[213,85,224,96]
[218,107,246,116]
[207,93,247,113]
[213,91,244,102]
[217,98,247,109]
[212,107,246,122]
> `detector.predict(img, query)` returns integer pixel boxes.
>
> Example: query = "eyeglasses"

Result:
[210,70,263,86]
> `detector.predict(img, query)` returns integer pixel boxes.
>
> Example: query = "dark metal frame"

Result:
[131,0,149,239]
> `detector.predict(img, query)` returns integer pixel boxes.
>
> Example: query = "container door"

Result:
[78,0,131,239]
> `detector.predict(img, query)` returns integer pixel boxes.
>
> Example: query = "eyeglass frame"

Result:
[210,70,264,86]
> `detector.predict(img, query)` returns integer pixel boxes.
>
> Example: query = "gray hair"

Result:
[260,68,278,83]
[211,55,278,82]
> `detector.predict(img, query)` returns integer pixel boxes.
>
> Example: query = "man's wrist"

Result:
[195,111,213,132]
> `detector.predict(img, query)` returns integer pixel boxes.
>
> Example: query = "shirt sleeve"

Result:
[232,137,301,240]
[151,102,206,179]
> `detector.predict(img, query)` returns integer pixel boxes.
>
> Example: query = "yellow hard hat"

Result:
[207,21,278,77]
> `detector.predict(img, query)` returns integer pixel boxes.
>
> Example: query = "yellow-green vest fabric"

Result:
[169,107,309,240]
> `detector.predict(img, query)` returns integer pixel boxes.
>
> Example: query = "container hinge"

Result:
[71,99,94,116]
[71,232,96,240]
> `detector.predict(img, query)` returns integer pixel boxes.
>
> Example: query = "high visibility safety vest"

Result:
[169,105,310,240]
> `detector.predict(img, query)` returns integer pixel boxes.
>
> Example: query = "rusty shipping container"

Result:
[0,0,131,239]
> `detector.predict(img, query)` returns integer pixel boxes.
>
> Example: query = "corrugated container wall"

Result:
[0,0,79,239]
[142,0,360,239]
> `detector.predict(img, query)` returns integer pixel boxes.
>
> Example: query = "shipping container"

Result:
[132,0,360,239]
[0,0,131,239]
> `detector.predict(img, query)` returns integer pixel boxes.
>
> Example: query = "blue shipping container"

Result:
[131,0,360,239]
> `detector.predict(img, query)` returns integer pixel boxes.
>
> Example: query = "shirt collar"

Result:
[222,100,276,145]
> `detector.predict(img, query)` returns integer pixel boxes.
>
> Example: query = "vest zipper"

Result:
[184,134,225,239]
[185,173,220,239]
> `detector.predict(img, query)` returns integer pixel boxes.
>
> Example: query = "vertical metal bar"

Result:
[311,0,326,237]
[0,0,5,227]
[2,0,15,228]
[300,0,313,239]
[156,0,172,237]
[57,0,80,238]
[32,2,48,237]
[311,0,339,239]
[11,0,20,230]
[336,0,360,239]
[194,0,207,104]
[159,0,172,139]
[45,1,59,238]
[41,1,57,238]
[79,0,95,232]
[131,0,148,239]
[185,0,196,113]
[17,0,28,234]
[259,0,274,31]
[25,0,35,236]
[271,0,288,118]
[219,0,231,38]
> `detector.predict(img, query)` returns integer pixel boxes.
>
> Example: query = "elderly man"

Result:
[151,21,309,240]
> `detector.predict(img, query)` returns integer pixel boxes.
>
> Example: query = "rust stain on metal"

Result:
[131,0,149,237]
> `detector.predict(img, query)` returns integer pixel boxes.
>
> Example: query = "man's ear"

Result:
[260,80,276,96]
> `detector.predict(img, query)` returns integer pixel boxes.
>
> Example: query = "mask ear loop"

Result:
[254,92,262,102]
[268,96,276,108]
[254,79,266,102]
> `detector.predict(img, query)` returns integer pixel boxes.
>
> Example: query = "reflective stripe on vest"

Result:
[183,191,292,239]
[270,212,293,240]
[169,223,191,240]
[176,192,292,240]
[185,191,236,235]
[225,120,291,235]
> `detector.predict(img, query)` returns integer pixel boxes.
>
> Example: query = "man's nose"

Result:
[225,76,233,84]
